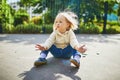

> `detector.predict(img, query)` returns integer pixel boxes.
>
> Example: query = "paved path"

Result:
[0,34,120,80]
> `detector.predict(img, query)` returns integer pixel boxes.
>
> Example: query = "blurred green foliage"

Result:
[14,9,29,26]
[1,0,120,34]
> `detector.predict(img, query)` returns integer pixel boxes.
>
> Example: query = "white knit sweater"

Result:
[42,29,79,49]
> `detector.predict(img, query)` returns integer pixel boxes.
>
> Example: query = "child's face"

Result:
[54,15,70,34]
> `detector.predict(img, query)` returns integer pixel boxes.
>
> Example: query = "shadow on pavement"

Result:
[0,34,120,45]
[18,57,81,80]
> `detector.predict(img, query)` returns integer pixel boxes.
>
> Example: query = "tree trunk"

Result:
[0,24,2,33]
[102,1,108,34]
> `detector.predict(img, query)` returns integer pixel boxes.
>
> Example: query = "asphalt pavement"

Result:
[0,34,120,80]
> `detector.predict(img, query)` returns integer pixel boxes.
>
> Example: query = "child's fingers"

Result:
[35,45,40,48]
[81,49,86,53]
[79,47,87,53]
[35,47,42,51]
[83,48,87,53]
[35,44,46,51]
[35,47,46,51]
[35,44,41,47]
[35,44,43,48]
[81,45,87,51]
[35,44,39,48]
[81,45,85,48]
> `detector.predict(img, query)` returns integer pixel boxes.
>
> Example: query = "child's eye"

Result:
[59,21,62,23]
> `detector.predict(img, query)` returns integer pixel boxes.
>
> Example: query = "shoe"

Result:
[70,59,80,68]
[34,58,47,67]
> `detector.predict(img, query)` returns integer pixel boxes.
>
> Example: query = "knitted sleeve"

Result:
[69,30,79,48]
[42,31,56,49]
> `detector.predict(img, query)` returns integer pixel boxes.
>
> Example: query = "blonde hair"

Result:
[53,11,79,31]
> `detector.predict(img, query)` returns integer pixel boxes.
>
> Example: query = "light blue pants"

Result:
[40,45,81,59]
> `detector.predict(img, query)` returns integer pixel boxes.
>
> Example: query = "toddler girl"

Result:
[35,11,86,68]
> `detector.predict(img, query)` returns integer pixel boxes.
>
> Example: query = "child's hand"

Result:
[76,45,87,54]
[35,44,46,51]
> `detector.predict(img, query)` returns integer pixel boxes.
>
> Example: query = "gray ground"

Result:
[0,34,120,80]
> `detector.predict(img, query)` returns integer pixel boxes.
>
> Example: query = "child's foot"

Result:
[70,59,80,68]
[34,58,47,67]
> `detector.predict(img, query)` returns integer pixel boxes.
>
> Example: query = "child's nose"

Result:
[57,24,60,27]
[57,23,60,25]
